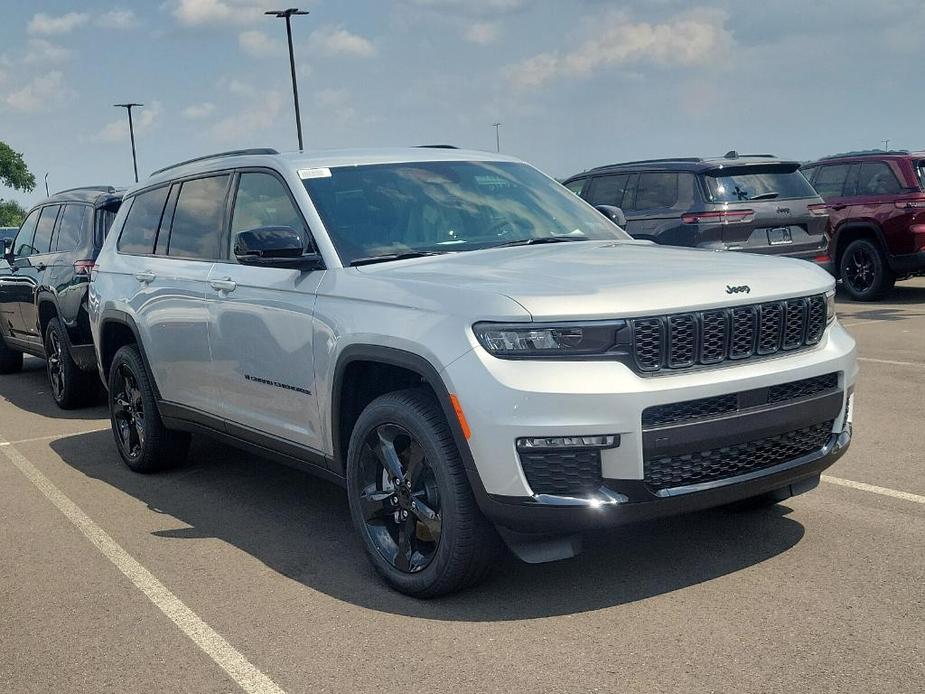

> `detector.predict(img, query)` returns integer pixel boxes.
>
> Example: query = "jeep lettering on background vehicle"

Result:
[88,147,856,597]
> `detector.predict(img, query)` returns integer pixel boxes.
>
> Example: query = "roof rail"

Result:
[819,149,910,161]
[590,157,703,171]
[150,148,280,177]
[416,144,459,149]
[736,153,777,159]
[54,185,117,195]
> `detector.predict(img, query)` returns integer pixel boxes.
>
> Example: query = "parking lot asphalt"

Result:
[1,280,923,694]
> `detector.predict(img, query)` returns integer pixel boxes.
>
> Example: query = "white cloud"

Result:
[314,88,357,123]
[409,0,532,15]
[209,89,283,141]
[23,39,72,65]
[93,102,163,143]
[238,30,281,57]
[182,102,215,119]
[98,9,140,29]
[463,21,500,44]
[27,12,89,35]
[5,71,76,112]
[170,0,266,27]
[506,10,732,89]
[309,25,376,58]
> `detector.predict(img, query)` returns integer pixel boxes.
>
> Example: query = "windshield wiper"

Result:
[350,251,450,267]
[492,236,589,248]
[748,191,780,200]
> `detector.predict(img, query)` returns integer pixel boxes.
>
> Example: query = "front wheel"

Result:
[108,344,189,473]
[839,238,895,301]
[346,389,503,597]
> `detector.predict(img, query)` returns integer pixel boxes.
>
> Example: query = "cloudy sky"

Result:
[1,0,923,208]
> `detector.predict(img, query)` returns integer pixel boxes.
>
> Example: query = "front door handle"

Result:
[135,271,156,284]
[209,278,237,293]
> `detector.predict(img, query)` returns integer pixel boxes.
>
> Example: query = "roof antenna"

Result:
[724,150,738,159]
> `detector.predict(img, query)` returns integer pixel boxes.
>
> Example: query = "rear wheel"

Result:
[839,238,895,301]
[108,345,189,473]
[346,389,503,597]
[45,317,97,409]
[0,335,23,374]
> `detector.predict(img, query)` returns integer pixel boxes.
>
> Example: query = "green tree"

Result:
[0,199,26,227]
[0,142,36,192]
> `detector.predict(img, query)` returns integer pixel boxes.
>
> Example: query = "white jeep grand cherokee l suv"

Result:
[89,147,856,597]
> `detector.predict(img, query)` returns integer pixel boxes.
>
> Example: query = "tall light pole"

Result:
[881,138,890,151]
[492,122,501,152]
[113,103,143,182]
[266,8,309,150]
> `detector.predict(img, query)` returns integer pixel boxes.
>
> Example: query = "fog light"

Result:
[516,434,620,450]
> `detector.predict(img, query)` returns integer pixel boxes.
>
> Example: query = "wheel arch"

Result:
[833,222,887,271]
[97,310,161,399]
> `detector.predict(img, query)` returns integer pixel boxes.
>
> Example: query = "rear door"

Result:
[808,162,854,238]
[207,169,326,452]
[851,161,911,254]
[703,164,827,257]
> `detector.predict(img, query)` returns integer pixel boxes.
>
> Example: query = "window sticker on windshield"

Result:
[298,167,332,179]
[475,175,510,187]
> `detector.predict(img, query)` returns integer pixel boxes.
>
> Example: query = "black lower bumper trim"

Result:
[480,428,850,534]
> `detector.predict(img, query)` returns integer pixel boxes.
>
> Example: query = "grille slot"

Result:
[629,294,827,373]
[768,372,839,403]
[519,449,602,496]
[644,421,834,492]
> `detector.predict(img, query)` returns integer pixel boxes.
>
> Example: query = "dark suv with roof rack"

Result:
[564,152,831,270]
[0,186,123,407]
[801,150,925,301]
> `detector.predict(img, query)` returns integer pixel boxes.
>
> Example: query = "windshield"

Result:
[704,166,817,202]
[301,160,627,265]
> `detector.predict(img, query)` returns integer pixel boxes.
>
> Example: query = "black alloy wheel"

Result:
[45,328,65,402]
[356,422,443,573]
[839,238,895,301]
[112,362,146,462]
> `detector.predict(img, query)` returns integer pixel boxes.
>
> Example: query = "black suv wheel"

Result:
[0,336,23,374]
[346,389,502,597]
[45,318,97,409]
[108,345,190,473]
[839,238,895,301]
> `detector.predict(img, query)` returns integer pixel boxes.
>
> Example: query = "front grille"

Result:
[519,449,602,496]
[642,372,840,428]
[644,421,834,492]
[630,294,827,373]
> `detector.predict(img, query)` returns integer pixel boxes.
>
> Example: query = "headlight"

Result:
[472,321,625,359]
[825,289,836,324]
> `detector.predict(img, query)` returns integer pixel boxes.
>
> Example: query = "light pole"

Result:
[881,138,890,151]
[492,122,501,152]
[266,8,309,150]
[113,103,143,182]
[44,173,49,197]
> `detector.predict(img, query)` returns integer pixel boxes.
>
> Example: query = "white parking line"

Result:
[857,357,924,368]
[0,427,111,446]
[821,475,925,505]
[0,438,286,694]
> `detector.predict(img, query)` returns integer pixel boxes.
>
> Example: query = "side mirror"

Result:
[595,205,626,228]
[234,226,324,271]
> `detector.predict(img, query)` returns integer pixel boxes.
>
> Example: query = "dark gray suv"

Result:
[564,153,832,271]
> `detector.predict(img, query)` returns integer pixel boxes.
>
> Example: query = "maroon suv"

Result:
[802,151,925,300]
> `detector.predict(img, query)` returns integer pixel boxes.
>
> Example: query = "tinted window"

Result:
[31,205,60,255]
[811,164,851,199]
[303,161,626,266]
[119,186,170,254]
[585,174,632,207]
[167,176,229,259]
[704,167,816,202]
[563,179,585,195]
[12,209,40,257]
[54,204,91,251]
[856,162,902,196]
[231,173,306,240]
[633,172,678,210]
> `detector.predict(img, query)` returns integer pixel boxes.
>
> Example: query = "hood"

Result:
[354,240,834,320]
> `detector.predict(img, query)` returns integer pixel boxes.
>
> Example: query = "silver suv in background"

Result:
[89,147,857,597]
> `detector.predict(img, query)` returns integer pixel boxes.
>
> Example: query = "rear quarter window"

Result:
[809,164,851,199]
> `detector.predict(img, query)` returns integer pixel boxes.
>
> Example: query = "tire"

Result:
[346,388,503,597]
[44,317,97,409]
[108,344,189,473]
[0,335,23,374]
[839,238,895,301]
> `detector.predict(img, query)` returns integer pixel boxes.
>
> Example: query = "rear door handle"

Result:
[209,278,237,293]
[135,271,156,284]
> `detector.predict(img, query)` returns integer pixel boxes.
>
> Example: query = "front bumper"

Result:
[442,321,857,532]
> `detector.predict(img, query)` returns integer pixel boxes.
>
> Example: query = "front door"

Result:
[207,170,325,452]
[8,205,60,344]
